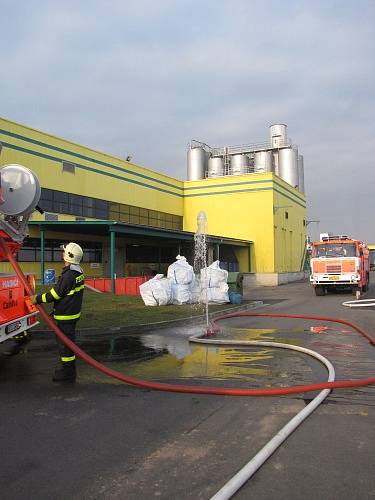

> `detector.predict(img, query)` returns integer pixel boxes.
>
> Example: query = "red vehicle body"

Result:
[309,235,370,296]
[0,233,38,344]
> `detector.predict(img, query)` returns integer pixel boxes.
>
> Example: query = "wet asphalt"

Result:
[1,277,375,500]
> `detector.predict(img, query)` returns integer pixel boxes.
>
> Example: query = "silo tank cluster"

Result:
[186,123,305,193]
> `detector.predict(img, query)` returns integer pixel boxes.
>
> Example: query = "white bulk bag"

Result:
[167,255,194,285]
[171,283,192,305]
[139,274,171,306]
[202,282,229,304]
[200,260,228,288]
[189,275,201,304]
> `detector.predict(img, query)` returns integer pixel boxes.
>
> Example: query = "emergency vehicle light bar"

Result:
[321,235,349,242]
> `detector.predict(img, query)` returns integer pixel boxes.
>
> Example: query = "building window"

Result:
[39,188,183,230]
[126,244,159,263]
[17,238,102,263]
[62,161,76,174]
[44,212,58,221]
[93,199,109,219]
[17,240,38,261]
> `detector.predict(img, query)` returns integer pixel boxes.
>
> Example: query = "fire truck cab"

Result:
[309,235,370,296]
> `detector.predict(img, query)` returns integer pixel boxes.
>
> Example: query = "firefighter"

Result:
[31,242,84,382]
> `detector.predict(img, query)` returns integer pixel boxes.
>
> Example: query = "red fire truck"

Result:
[310,235,370,296]
[0,163,40,344]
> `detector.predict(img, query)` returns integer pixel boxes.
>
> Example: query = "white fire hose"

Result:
[343,298,375,308]
[189,337,335,500]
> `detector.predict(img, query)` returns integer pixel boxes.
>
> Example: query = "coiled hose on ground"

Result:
[343,298,375,308]
[2,237,375,500]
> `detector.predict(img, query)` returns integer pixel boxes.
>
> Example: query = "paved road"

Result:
[1,278,375,500]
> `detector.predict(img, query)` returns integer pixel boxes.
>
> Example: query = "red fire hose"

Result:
[3,236,375,396]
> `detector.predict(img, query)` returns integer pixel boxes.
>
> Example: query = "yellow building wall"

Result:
[0,117,183,216]
[183,173,275,272]
[272,178,306,272]
[0,116,307,276]
[183,173,306,273]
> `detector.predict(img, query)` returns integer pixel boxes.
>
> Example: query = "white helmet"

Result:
[63,242,83,264]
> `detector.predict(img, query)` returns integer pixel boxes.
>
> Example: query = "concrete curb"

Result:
[32,301,264,339]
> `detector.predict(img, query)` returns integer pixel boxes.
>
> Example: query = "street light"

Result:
[306,220,320,226]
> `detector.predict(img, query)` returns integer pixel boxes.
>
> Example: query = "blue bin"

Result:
[229,292,242,305]
[44,269,56,284]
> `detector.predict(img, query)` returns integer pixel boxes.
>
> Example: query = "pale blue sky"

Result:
[1,0,374,241]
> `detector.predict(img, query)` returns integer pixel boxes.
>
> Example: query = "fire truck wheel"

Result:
[314,286,325,296]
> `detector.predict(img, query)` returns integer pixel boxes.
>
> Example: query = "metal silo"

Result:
[187,147,206,180]
[297,154,305,193]
[208,157,224,177]
[269,124,287,148]
[231,154,249,175]
[278,147,298,188]
[254,151,273,172]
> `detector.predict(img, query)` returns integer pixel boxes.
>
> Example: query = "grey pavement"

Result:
[1,277,375,500]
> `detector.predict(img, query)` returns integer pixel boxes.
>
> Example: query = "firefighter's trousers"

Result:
[55,320,77,367]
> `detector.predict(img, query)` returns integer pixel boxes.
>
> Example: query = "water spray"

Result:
[193,210,210,331]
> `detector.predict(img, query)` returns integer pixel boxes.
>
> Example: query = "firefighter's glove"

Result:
[29,295,37,305]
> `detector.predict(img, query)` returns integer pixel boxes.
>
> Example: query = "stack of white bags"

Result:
[139,256,229,306]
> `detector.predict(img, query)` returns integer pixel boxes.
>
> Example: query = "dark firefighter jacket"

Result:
[36,264,84,322]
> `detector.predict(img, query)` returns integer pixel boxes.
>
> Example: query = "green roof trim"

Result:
[0,128,182,192]
[30,220,115,225]
[184,178,306,205]
[184,185,306,209]
[2,140,183,197]
[29,220,252,246]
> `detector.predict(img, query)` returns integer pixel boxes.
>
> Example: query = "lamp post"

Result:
[306,220,320,226]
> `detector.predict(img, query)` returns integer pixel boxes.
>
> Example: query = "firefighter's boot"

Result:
[3,332,31,356]
[52,361,76,382]
[14,331,31,346]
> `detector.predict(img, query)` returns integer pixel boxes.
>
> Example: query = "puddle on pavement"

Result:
[77,320,375,403]
[7,318,375,404]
